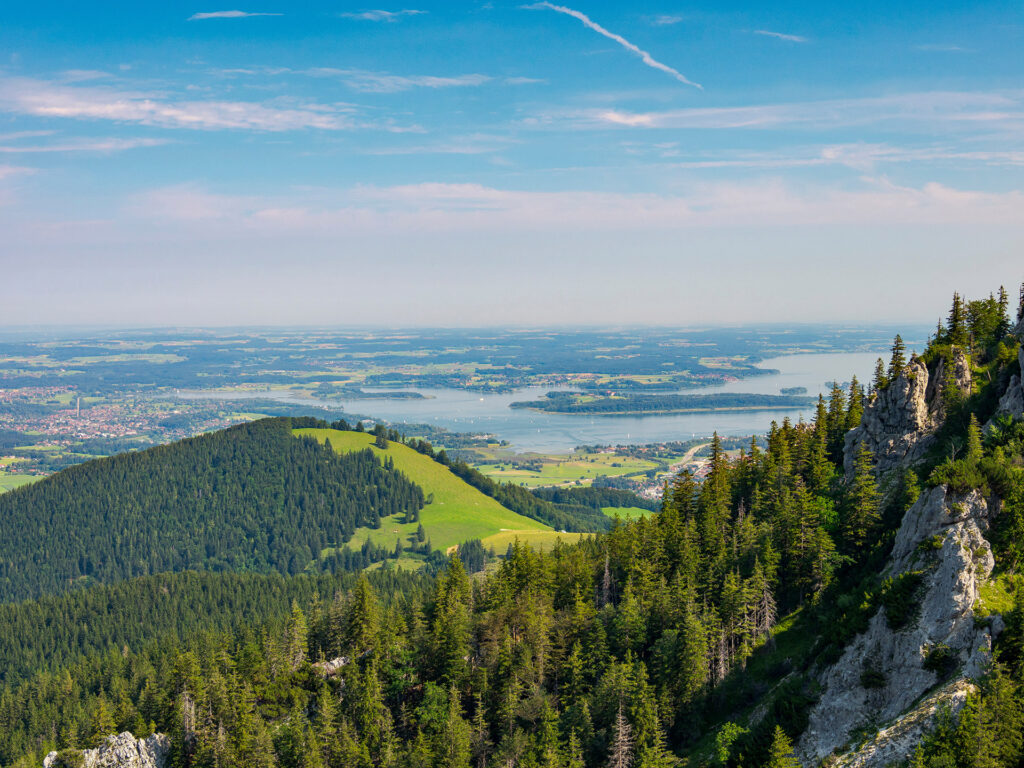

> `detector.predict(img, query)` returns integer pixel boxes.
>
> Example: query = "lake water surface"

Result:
[176,351,884,452]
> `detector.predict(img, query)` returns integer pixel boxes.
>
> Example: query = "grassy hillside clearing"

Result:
[296,429,558,552]
[0,475,37,493]
[475,451,660,488]
[601,506,653,521]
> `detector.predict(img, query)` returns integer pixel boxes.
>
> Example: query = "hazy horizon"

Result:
[1,2,1021,325]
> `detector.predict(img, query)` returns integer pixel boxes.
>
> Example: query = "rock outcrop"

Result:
[925,347,973,423]
[844,359,937,477]
[796,487,996,766]
[43,733,170,768]
[990,318,1024,424]
[826,680,976,768]
[844,349,972,478]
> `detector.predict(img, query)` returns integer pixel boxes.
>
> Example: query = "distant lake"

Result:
[174,350,884,453]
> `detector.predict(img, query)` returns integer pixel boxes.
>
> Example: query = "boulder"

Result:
[43,733,169,768]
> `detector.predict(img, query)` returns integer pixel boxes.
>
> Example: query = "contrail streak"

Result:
[528,2,702,90]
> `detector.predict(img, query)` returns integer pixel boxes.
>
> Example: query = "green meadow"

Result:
[0,475,38,493]
[295,428,554,553]
[475,451,660,488]
[602,506,653,522]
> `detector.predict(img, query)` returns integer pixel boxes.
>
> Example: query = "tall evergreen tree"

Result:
[844,444,880,551]
[608,703,634,768]
[888,335,907,381]
[765,727,800,768]
[948,292,968,347]
[872,358,888,395]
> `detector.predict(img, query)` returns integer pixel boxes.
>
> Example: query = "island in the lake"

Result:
[509,391,816,415]
[780,386,808,395]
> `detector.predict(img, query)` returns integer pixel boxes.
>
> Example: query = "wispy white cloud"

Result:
[59,70,113,83]
[504,76,546,85]
[916,44,969,52]
[339,10,425,21]
[217,65,498,93]
[364,134,519,156]
[0,130,55,142]
[526,2,702,90]
[306,68,491,93]
[128,178,1024,233]
[0,76,356,131]
[649,15,685,26]
[532,91,1024,132]
[188,10,282,20]
[634,143,1024,171]
[753,30,808,43]
[0,164,34,181]
[0,137,172,153]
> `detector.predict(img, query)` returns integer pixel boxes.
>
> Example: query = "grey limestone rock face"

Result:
[991,374,1024,424]
[925,347,973,423]
[844,347,974,478]
[43,733,170,768]
[825,680,976,768]
[796,487,995,766]
[988,317,1024,425]
[844,359,936,477]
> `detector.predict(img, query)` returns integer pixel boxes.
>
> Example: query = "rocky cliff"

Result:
[43,733,169,768]
[843,349,972,478]
[991,318,1024,424]
[796,486,997,766]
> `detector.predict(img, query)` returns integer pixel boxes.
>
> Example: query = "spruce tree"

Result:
[872,358,888,394]
[948,292,968,347]
[845,376,864,432]
[996,286,1011,339]
[608,702,634,768]
[346,575,380,657]
[888,334,907,381]
[967,414,984,464]
[765,726,800,768]
[845,444,880,551]
[285,600,308,671]
[941,355,963,415]
[436,685,472,768]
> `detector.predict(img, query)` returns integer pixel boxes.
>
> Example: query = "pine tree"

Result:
[432,556,473,684]
[826,384,847,460]
[872,358,888,394]
[845,376,864,432]
[89,697,116,747]
[436,685,472,768]
[677,609,708,703]
[888,335,907,381]
[285,600,308,671]
[346,574,380,657]
[941,354,964,416]
[996,286,1011,339]
[566,730,586,768]
[966,414,984,464]
[897,469,922,514]
[765,726,800,768]
[608,703,634,768]
[470,693,492,768]
[948,292,968,347]
[845,444,880,551]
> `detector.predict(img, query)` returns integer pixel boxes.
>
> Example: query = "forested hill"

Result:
[2,288,1024,768]
[0,418,425,602]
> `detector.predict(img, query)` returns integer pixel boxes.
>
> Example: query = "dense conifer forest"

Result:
[0,419,425,602]
[1,288,1023,767]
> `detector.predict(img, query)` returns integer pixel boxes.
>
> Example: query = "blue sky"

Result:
[1,2,1022,326]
